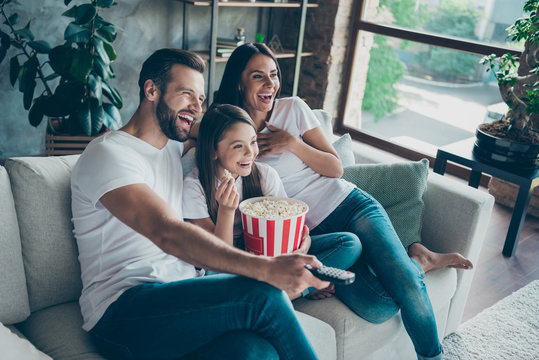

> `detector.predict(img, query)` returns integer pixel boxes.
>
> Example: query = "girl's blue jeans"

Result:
[89,274,318,360]
[311,188,443,360]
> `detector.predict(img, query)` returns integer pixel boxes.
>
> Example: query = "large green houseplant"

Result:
[0,0,122,136]
[475,0,539,168]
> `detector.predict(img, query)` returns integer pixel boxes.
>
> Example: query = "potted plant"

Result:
[0,0,122,154]
[475,0,539,169]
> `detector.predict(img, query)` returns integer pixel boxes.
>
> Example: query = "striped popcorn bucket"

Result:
[239,197,309,257]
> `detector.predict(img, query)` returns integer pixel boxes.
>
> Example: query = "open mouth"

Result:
[257,93,273,104]
[177,112,194,128]
[238,160,252,169]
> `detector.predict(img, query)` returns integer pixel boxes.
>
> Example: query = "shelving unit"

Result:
[177,0,318,104]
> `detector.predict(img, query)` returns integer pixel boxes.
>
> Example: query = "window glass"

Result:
[344,33,505,155]
[365,0,525,51]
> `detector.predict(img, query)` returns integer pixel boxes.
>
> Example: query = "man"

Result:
[71,48,328,359]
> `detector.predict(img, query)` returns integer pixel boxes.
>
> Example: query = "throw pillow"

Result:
[332,133,355,168]
[342,159,429,249]
[0,322,52,360]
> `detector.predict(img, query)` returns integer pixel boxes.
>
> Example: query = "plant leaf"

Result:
[102,80,122,109]
[102,40,116,61]
[14,26,34,41]
[74,4,97,25]
[9,56,19,85]
[5,13,18,26]
[96,25,116,42]
[77,100,92,136]
[49,45,73,77]
[23,79,36,110]
[64,22,91,43]
[43,81,85,117]
[0,30,10,48]
[0,46,7,64]
[96,0,115,8]
[88,73,102,105]
[93,56,112,81]
[28,40,51,54]
[91,100,105,135]
[103,102,122,130]
[93,37,110,64]
[69,49,93,81]
[64,0,73,5]
[28,95,47,127]
[18,56,37,92]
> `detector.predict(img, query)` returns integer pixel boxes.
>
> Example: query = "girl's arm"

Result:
[258,123,343,178]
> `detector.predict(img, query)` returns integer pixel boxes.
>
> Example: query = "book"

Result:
[217,38,245,47]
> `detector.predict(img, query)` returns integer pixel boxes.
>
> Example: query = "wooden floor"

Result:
[460,186,539,322]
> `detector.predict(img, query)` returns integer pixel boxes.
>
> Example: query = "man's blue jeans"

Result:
[90,274,318,360]
[312,188,443,360]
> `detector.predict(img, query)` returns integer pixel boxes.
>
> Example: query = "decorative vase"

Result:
[472,126,539,170]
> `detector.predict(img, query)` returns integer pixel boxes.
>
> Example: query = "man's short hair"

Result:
[138,48,205,102]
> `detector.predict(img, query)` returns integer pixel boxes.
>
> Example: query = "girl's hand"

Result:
[257,122,298,157]
[294,225,311,254]
[216,177,239,213]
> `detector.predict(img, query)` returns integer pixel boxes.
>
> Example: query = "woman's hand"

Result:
[257,122,298,157]
[294,225,311,254]
[216,177,239,213]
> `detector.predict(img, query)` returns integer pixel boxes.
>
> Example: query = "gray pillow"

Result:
[332,133,355,167]
[342,159,429,248]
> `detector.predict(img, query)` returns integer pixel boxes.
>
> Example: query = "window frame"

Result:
[335,0,522,171]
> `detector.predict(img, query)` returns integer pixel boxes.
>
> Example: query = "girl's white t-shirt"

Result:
[71,131,203,331]
[256,97,355,229]
[182,162,286,240]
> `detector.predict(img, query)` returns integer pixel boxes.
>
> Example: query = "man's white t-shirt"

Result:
[182,162,286,242]
[71,131,203,331]
[256,97,355,229]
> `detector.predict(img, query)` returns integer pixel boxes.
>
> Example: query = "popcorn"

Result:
[241,198,307,219]
[239,197,309,256]
[223,169,233,179]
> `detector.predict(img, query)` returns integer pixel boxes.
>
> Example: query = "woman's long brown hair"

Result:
[196,104,263,223]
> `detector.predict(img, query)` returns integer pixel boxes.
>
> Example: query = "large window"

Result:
[337,0,522,160]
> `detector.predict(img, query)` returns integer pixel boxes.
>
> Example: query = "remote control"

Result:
[305,265,355,285]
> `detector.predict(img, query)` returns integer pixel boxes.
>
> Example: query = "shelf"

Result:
[195,49,314,62]
[177,0,318,8]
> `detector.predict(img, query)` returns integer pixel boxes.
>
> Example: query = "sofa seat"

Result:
[295,267,457,360]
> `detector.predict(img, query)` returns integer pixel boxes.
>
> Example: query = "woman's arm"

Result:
[257,123,343,178]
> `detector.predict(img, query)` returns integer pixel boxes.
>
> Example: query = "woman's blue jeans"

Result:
[89,274,318,360]
[303,232,362,296]
[311,188,443,360]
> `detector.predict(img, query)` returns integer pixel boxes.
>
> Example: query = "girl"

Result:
[212,43,474,360]
[182,104,362,299]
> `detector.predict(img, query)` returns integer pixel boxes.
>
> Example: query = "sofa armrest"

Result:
[421,172,494,334]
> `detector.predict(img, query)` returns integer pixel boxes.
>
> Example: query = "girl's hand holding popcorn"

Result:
[216,171,239,213]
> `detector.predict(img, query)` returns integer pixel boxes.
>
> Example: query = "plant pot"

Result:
[472,126,539,170]
[45,134,96,156]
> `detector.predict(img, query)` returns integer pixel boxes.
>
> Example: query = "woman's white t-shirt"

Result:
[182,162,286,241]
[256,97,355,229]
[71,131,203,331]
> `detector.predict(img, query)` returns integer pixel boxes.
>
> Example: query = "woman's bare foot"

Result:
[306,283,335,300]
[408,242,474,273]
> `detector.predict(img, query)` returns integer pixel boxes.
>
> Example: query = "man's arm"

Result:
[99,183,329,295]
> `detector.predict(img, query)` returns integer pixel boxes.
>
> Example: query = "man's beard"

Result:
[156,96,190,142]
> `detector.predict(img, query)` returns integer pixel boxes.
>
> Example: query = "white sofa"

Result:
[0,113,495,359]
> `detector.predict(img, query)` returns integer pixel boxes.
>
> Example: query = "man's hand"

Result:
[294,225,311,254]
[261,254,329,297]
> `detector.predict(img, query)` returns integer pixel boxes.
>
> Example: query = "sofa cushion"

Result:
[332,134,355,167]
[342,159,429,249]
[0,322,52,360]
[5,156,82,312]
[296,311,337,360]
[0,166,30,324]
[17,301,104,360]
[294,267,457,360]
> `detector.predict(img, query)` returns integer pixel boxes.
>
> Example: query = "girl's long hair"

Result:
[196,104,263,223]
[213,42,281,108]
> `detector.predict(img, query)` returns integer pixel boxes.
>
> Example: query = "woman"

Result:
[183,104,361,299]
[212,42,473,360]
